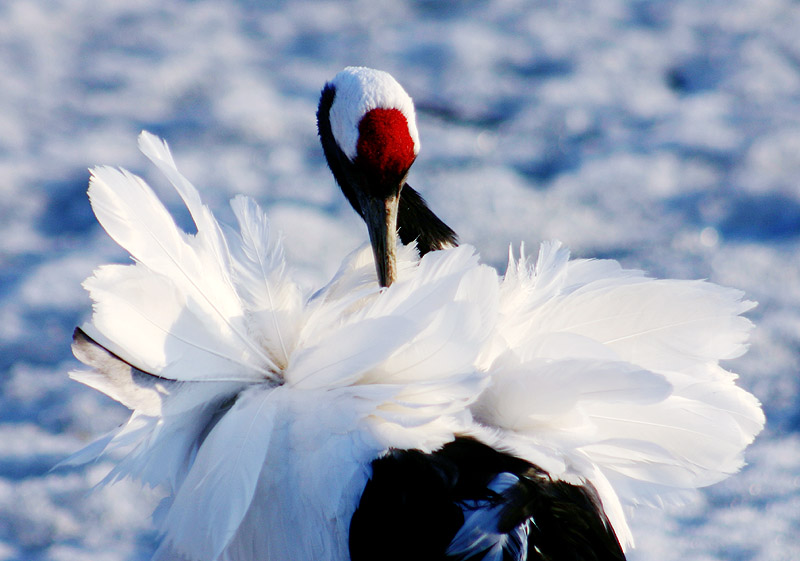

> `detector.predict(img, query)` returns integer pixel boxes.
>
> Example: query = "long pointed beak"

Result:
[363,193,400,287]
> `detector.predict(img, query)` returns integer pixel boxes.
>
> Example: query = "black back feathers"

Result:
[349,438,626,561]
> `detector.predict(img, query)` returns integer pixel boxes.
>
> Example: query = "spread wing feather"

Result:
[476,241,764,550]
[70,132,506,560]
[87,165,278,380]
[68,132,764,561]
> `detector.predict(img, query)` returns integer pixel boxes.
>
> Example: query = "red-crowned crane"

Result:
[66,67,764,561]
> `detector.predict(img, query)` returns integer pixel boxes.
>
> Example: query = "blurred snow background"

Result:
[1,0,798,559]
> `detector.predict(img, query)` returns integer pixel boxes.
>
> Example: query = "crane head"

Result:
[317,67,421,288]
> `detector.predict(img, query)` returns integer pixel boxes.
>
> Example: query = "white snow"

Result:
[1,0,798,559]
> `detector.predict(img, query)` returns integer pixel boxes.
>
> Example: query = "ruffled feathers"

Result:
[68,132,763,559]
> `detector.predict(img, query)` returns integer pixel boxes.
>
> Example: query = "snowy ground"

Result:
[1,1,799,559]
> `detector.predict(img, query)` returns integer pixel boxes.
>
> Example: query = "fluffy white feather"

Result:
[158,385,281,561]
[72,132,497,560]
[71,132,763,560]
[87,163,279,381]
[474,241,765,549]
[226,195,304,370]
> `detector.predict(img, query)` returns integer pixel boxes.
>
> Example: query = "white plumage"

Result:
[472,242,761,547]
[67,130,763,560]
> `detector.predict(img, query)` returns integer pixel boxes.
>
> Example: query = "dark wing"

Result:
[349,438,626,561]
